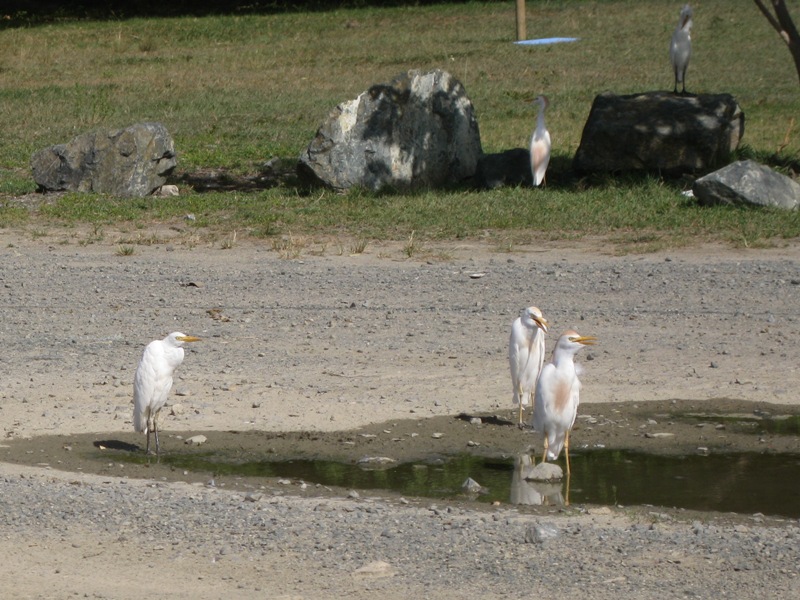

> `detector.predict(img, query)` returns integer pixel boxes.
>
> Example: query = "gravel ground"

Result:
[1,230,799,598]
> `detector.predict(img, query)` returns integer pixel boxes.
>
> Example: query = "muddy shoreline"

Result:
[4,399,799,501]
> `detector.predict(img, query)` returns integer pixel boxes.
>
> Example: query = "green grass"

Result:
[1,1,799,249]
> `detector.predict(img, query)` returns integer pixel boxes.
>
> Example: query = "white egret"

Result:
[530,95,551,187]
[508,306,548,427]
[670,4,693,95]
[133,332,201,456]
[532,330,596,475]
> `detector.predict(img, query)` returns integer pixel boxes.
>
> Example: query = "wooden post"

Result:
[515,0,526,41]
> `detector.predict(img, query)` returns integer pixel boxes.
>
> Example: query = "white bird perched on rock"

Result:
[532,330,596,475]
[508,306,548,427]
[670,4,693,95]
[133,332,201,456]
[530,95,551,187]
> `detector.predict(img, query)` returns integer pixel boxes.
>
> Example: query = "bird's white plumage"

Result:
[508,306,548,425]
[670,4,693,94]
[532,330,595,473]
[133,332,200,455]
[530,95,551,187]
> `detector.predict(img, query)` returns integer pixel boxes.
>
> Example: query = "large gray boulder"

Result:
[31,122,177,197]
[574,92,744,175]
[693,160,800,210]
[299,69,482,192]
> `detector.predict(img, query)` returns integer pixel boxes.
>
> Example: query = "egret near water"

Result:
[133,332,201,456]
[530,95,551,187]
[508,306,548,427]
[532,330,596,475]
[670,4,693,95]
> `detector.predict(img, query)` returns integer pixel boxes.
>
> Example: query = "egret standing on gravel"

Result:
[670,4,693,94]
[530,95,551,187]
[133,332,201,456]
[533,330,596,475]
[508,306,548,427]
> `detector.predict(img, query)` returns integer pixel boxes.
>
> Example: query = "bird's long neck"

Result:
[536,109,547,131]
[551,351,576,375]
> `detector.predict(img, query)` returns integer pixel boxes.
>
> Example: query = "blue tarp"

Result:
[514,37,579,46]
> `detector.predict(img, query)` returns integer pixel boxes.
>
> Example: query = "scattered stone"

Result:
[31,122,177,196]
[184,435,207,446]
[587,506,613,516]
[156,184,180,197]
[300,69,481,191]
[644,432,675,439]
[524,522,560,544]
[461,477,485,494]
[469,417,482,425]
[244,492,262,502]
[353,560,395,578]
[357,456,397,469]
[431,432,443,439]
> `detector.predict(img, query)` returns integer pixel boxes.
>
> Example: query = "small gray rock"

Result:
[525,522,560,544]
[524,461,564,482]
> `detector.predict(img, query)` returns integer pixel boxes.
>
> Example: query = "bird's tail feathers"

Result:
[546,434,566,461]
[132,406,149,434]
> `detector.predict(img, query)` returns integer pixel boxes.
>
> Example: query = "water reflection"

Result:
[103,447,800,518]
[510,454,565,506]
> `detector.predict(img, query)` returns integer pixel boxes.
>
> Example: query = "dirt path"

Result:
[1,232,799,598]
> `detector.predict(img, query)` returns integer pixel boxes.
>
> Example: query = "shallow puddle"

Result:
[110,447,800,518]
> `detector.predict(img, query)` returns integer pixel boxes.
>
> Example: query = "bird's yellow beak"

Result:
[574,335,597,346]
[177,335,201,343]
[534,316,549,333]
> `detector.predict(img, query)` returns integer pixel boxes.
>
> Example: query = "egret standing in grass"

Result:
[133,332,201,456]
[508,306,548,427]
[670,4,693,95]
[532,330,596,475]
[530,95,551,187]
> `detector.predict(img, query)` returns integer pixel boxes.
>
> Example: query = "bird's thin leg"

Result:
[541,437,549,464]
[154,421,160,458]
[145,429,151,455]
[565,430,571,476]
[518,402,524,428]
[564,471,571,507]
